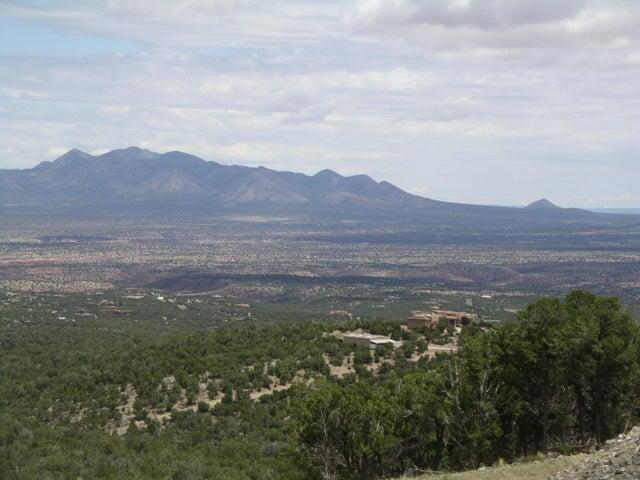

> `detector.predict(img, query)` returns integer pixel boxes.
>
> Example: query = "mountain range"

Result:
[0,147,637,229]
[0,147,429,209]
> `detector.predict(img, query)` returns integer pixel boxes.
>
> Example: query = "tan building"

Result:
[406,311,438,329]
[432,309,475,326]
[343,333,397,349]
[406,309,475,329]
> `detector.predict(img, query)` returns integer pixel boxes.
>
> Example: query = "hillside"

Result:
[2,289,638,479]
[1,147,637,230]
[549,427,640,480]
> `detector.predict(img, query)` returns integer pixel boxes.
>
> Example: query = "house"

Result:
[432,309,475,326]
[343,333,397,349]
[406,309,475,329]
[406,311,438,329]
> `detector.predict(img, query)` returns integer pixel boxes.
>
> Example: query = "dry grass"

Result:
[406,454,586,480]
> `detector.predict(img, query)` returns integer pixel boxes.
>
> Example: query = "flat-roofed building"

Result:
[432,309,476,326]
[369,337,397,348]
[406,309,476,329]
[343,332,397,349]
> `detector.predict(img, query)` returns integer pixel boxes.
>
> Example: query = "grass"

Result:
[406,454,586,480]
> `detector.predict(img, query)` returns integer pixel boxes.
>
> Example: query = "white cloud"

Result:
[90,148,112,155]
[101,105,131,114]
[345,0,640,55]
[0,1,639,207]
[104,0,252,21]
[0,87,48,100]
[47,147,70,157]
[347,0,588,30]
[0,0,343,49]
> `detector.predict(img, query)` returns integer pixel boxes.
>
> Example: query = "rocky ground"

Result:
[548,427,640,480]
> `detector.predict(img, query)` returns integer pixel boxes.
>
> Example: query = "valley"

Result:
[2,212,639,316]
[1,149,639,480]
[4,0,640,477]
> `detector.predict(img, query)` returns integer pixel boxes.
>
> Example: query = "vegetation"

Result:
[0,290,638,479]
[293,292,640,479]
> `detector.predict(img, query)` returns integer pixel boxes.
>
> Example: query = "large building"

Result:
[406,311,438,329]
[406,309,475,329]
[433,309,475,326]
[342,333,397,349]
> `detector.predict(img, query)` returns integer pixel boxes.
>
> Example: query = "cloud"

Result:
[345,0,640,54]
[347,0,588,30]
[104,0,252,21]
[0,1,639,207]
[48,147,69,157]
[0,0,343,49]
[0,86,48,100]
[101,105,131,115]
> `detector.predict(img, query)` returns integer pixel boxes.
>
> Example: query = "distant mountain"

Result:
[0,147,637,230]
[0,147,432,210]
[526,199,560,210]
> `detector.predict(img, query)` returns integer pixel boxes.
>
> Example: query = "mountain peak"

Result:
[103,146,155,159]
[48,148,92,167]
[526,198,560,209]
[313,169,342,179]
[58,148,90,159]
[66,147,89,155]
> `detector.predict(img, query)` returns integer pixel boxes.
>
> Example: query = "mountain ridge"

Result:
[0,147,436,210]
[0,147,637,230]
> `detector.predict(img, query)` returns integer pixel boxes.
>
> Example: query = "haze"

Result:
[1,0,639,208]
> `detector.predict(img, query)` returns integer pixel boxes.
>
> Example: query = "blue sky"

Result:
[0,17,141,56]
[1,0,639,207]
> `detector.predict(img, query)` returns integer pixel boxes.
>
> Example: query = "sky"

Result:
[0,0,639,208]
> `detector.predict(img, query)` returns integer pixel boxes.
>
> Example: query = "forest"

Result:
[1,290,639,479]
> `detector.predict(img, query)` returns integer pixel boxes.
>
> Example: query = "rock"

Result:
[547,427,640,480]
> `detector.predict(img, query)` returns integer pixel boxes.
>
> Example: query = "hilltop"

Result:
[526,198,560,210]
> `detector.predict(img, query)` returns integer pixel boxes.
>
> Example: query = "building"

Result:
[432,309,475,326]
[406,311,438,329]
[406,309,475,329]
[343,333,397,349]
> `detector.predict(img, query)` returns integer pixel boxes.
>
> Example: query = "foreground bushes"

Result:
[293,291,640,480]
[1,290,637,479]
